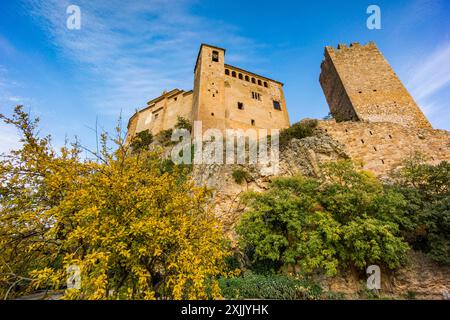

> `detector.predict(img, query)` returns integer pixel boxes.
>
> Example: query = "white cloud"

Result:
[407,42,450,101]
[23,0,260,117]
[405,42,450,130]
[0,122,21,154]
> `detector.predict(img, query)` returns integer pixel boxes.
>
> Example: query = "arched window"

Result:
[263,81,268,88]
[245,75,250,82]
[225,69,230,75]
[232,71,237,78]
[251,77,256,84]
[238,73,243,80]
[258,79,262,86]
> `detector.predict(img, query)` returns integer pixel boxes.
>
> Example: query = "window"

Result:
[174,97,177,101]
[154,113,159,120]
[245,75,250,82]
[263,81,268,88]
[251,119,255,126]
[251,92,261,100]
[237,102,244,110]
[212,50,219,62]
[257,79,262,86]
[273,100,281,110]
[232,71,236,78]
[238,73,243,80]
[251,77,256,84]
[225,69,230,75]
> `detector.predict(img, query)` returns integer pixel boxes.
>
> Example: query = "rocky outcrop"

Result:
[315,251,450,300]
[191,130,350,239]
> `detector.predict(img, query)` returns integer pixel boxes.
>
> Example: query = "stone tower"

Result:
[319,42,432,129]
[192,44,227,132]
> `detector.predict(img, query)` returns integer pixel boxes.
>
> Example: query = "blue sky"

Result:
[1,0,449,153]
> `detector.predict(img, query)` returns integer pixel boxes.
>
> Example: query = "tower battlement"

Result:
[319,42,432,129]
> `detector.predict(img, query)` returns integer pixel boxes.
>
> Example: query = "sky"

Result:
[0,0,449,154]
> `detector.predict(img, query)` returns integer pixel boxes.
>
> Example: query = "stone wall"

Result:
[318,120,450,178]
[126,44,290,142]
[126,89,193,139]
[319,42,432,129]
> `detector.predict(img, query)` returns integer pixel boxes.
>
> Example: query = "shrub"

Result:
[218,272,322,300]
[175,116,192,133]
[130,129,153,152]
[232,168,252,184]
[237,161,410,276]
[391,156,450,265]
[156,128,174,146]
[279,119,317,149]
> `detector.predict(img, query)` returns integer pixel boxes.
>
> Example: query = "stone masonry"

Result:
[126,44,290,141]
[319,42,432,129]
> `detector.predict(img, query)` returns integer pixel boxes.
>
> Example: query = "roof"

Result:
[127,88,193,129]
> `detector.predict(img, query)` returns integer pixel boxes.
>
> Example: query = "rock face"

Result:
[190,128,449,299]
[316,251,450,300]
[191,130,350,239]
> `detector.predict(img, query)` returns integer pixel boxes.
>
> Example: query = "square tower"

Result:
[192,44,290,134]
[319,42,432,129]
[192,44,227,132]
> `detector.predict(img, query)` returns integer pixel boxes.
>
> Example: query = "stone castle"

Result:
[126,42,450,177]
[126,44,290,138]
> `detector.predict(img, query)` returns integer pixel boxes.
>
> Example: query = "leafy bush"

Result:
[156,128,174,146]
[218,272,322,300]
[237,160,409,276]
[130,129,153,152]
[175,116,192,133]
[279,119,317,149]
[391,156,450,265]
[232,168,252,184]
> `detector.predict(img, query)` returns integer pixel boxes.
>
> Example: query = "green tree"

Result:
[391,155,450,264]
[237,161,409,276]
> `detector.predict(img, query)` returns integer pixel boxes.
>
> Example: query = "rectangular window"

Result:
[237,102,244,110]
[212,50,219,62]
[251,92,261,101]
[273,100,281,110]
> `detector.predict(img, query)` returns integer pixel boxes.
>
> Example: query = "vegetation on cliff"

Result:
[0,108,448,300]
[237,160,410,275]
[236,157,449,277]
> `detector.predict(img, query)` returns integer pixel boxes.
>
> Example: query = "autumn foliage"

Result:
[0,106,229,299]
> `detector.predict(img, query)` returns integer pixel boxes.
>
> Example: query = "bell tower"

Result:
[192,44,226,133]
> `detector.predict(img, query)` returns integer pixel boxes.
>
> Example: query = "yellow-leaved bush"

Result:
[0,106,230,299]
